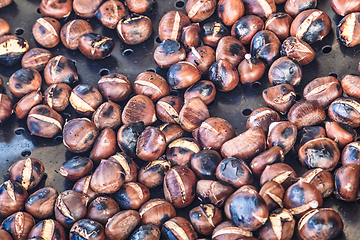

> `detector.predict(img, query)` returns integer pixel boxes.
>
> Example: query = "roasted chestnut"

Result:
[0,35,29,66]
[115,182,150,210]
[246,107,280,134]
[89,128,117,164]
[59,156,93,181]
[126,0,153,14]
[153,39,186,68]
[122,95,157,126]
[258,208,295,240]
[262,84,296,114]
[44,55,78,85]
[96,0,125,29]
[9,157,45,190]
[158,10,190,42]
[216,157,253,188]
[295,126,326,152]
[79,33,115,60]
[8,67,41,98]
[186,0,216,22]
[73,175,98,202]
[60,19,94,50]
[108,152,139,182]
[334,164,360,202]
[14,90,42,119]
[325,121,356,148]
[342,141,360,166]
[25,187,58,218]
[179,97,210,132]
[40,0,72,18]
[259,181,285,212]
[265,12,293,41]
[159,123,184,143]
[105,210,140,240]
[260,163,298,189]
[139,198,176,226]
[189,204,222,235]
[268,56,302,86]
[0,180,28,217]
[0,94,13,123]
[186,46,216,75]
[242,0,276,18]
[130,224,161,240]
[341,74,360,99]
[98,73,132,102]
[117,122,145,158]
[21,48,53,71]
[0,212,35,240]
[328,97,360,128]
[44,83,71,112]
[191,149,222,180]
[166,137,200,166]
[209,59,239,92]
[218,0,245,26]
[288,101,326,129]
[134,71,170,102]
[212,220,253,240]
[181,23,201,51]
[285,0,317,17]
[238,54,266,84]
[301,168,334,198]
[250,146,284,176]
[70,219,105,240]
[251,30,281,65]
[216,36,247,67]
[87,196,120,226]
[70,83,103,116]
[202,21,229,47]
[167,61,201,90]
[138,158,171,188]
[73,0,102,18]
[196,180,234,207]
[331,0,360,16]
[281,36,316,65]
[184,80,216,105]
[267,121,297,155]
[231,15,264,45]
[27,219,66,240]
[117,15,152,45]
[32,17,61,48]
[136,126,166,161]
[92,101,122,130]
[162,217,198,240]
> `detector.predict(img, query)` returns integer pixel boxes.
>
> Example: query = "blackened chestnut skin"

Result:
[191,149,222,180]
[25,187,58,218]
[69,219,105,240]
[79,33,115,60]
[59,156,93,181]
[268,56,302,86]
[231,15,264,45]
[202,22,229,47]
[117,121,145,158]
[251,30,281,66]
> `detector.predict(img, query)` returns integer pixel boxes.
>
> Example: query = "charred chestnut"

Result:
[32,17,61,48]
[9,157,45,190]
[70,219,105,240]
[154,39,186,68]
[216,36,247,67]
[0,180,28,217]
[158,11,190,42]
[0,35,29,66]
[134,71,170,102]
[70,83,103,116]
[21,48,53,71]
[130,224,160,240]
[209,59,239,92]
[40,0,72,18]
[139,198,176,226]
[250,146,284,176]
[108,152,139,182]
[251,30,281,65]
[285,0,317,17]
[117,122,145,158]
[328,97,360,128]
[258,208,295,240]
[8,67,41,98]
[166,137,200,166]
[0,212,35,240]
[281,37,316,65]
[191,149,222,180]
[59,156,93,181]
[216,157,253,188]
[265,13,293,41]
[181,23,201,51]
[89,128,117,164]
[262,84,296,114]
[342,141,360,166]
[184,80,216,105]
[98,73,132,102]
[197,180,234,207]
[189,204,222,235]
[115,182,150,210]
[122,95,157,126]
[202,22,229,47]
[260,163,298,189]
[246,107,280,134]
[44,83,71,112]
[267,121,297,155]
[268,56,302,86]
[105,210,140,240]
[186,0,216,22]
[167,61,201,90]
[259,181,285,212]
[91,159,125,194]
[87,196,120,226]
[295,126,326,152]
[186,46,216,75]
[96,0,125,29]
[231,15,264,45]
[60,19,94,50]
[117,15,152,45]
[78,33,115,60]
[14,90,42,119]
[92,101,122,130]
[334,164,360,201]
[25,187,58,218]
[28,219,66,240]
[44,55,78,85]
[301,168,334,198]
[162,217,197,240]
[325,121,356,148]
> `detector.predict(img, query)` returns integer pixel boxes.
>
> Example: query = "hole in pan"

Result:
[175,0,185,8]
[99,68,110,76]
[21,149,32,157]
[122,49,133,56]
[242,108,253,116]
[322,45,332,54]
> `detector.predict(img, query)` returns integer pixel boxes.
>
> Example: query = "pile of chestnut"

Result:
[1,0,360,239]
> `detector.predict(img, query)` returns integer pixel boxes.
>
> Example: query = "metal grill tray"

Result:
[1,0,360,239]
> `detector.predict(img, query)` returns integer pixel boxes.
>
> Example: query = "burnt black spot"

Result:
[115,191,130,209]
[190,211,201,220]
[161,40,181,54]
[307,215,326,231]
[98,39,115,58]
[229,43,243,57]
[281,127,294,139]
[233,20,250,39]
[63,74,76,85]
[16,175,23,183]
[102,105,114,118]
[33,160,42,172]
[15,83,22,89]
[298,0,316,11]
[58,0,67,3]
[218,4,224,13]
[336,83,341,91]
[162,225,178,239]
[83,133,95,144]
[301,19,325,44]
[95,200,108,210]
[263,90,267,94]
[280,85,288,92]
[26,188,50,205]
[39,25,47,35]
[67,59,77,73]
[229,194,264,227]
[95,10,102,19]
[168,100,175,106]
[76,84,94,95]
[52,86,63,99]
[16,68,35,83]
[288,184,305,206]
[1,216,14,231]
[13,181,25,194]
[56,59,65,73]
[199,83,213,97]
[36,106,50,115]
[177,147,191,155]
[348,146,360,163]
[29,121,42,134]
[70,233,87,240]
[273,12,289,19]
[76,219,102,235]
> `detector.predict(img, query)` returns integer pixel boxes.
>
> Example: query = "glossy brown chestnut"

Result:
[8,67,41,98]
[73,0,102,18]
[156,96,183,124]
[328,97,360,128]
[224,185,269,231]
[27,104,64,138]
[285,0,317,17]
[298,208,344,240]
[134,71,170,102]
[246,107,280,134]
[44,55,78,85]
[216,36,247,67]
[209,59,239,92]
[96,0,126,29]
[238,54,266,84]
[54,190,87,229]
[295,126,326,152]
[341,74,360,98]
[87,196,120,226]
[331,0,360,16]
[325,121,356,148]
[70,84,103,116]
[126,0,153,14]
[32,17,61,48]
[283,180,323,218]
[158,11,190,42]
[0,35,29,66]
[267,121,297,155]
[73,175,98,202]
[138,158,171,188]
[242,0,276,19]
[89,128,117,164]
[221,126,266,160]
[218,0,245,26]
[136,126,166,161]
[216,157,253,188]
[0,230,12,240]
[262,84,296,114]
[139,198,176,226]
[162,217,198,240]
[28,219,66,240]
[334,164,360,201]
[60,19,94,50]
[268,56,302,86]
[154,39,186,68]
[92,101,122,130]
[105,210,140,240]
[115,182,150,210]
[70,219,105,240]
[0,180,28,217]
[290,9,331,44]
[338,13,360,46]
[202,22,229,47]
[288,101,326,129]
[259,181,285,211]
[98,73,132,102]
[117,122,145,158]
[166,137,201,166]
[108,152,138,182]
[191,149,222,180]
[164,166,196,208]
[260,163,298,189]
[40,0,72,18]
[167,61,201,90]
[79,33,115,60]
[197,180,234,207]
[117,15,152,45]
[258,208,295,240]
[43,83,71,112]
[13,90,42,119]
[181,23,201,52]
[179,97,210,132]
[301,168,334,198]
[189,204,222,235]
[25,187,58,218]
[186,0,216,22]
[0,94,12,123]
[231,15,264,45]
[212,220,253,240]
[159,123,184,144]
[0,18,9,36]
[265,12,293,41]
[59,156,93,181]
[9,157,45,190]
[251,30,281,65]
[281,37,316,65]
[122,95,157,126]
[90,159,125,194]
[184,80,216,105]
[21,48,53,71]
[130,223,161,240]
[63,118,99,153]
[342,141,360,166]
[250,146,284,176]
[1,212,35,240]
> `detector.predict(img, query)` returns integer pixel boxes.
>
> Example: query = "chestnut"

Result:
[265,13,293,41]
[209,59,239,92]
[134,71,170,102]
[44,83,71,112]
[186,46,216,75]
[0,212,35,240]
[32,17,61,48]
[189,204,222,235]
[70,219,105,240]
[325,121,356,148]
[9,157,45,190]
[122,95,157,126]
[108,152,139,182]
[153,39,186,68]
[87,196,120,226]
[218,0,245,26]
[281,36,316,65]
[262,84,296,114]
[342,141,360,166]
[96,0,125,29]
[186,0,216,22]
[98,73,132,102]
[0,35,29,66]
[341,74,360,99]
[167,61,201,90]
[202,21,229,47]
[212,220,253,240]
[117,14,152,45]
[73,0,102,18]
[164,166,196,208]
[70,83,103,116]
[181,23,201,52]
[166,137,200,166]
[55,190,87,229]
[231,15,264,45]
[0,0,12,8]
[8,67,41,98]
[156,96,183,124]
[79,33,115,60]
[137,126,166,161]
[73,175,98,202]
[216,36,247,67]
[158,11,190,42]
[40,0,72,18]
[63,118,99,153]
[115,182,150,210]
[90,159,125,194]
[301,168,334,198]
[258,208,295,240]
[251,30,281,65]
[250,146,284,176]
[105,210,140,240]
[221,126,266,160]
[179,97,210,132]
[162,217,198,240]
[283,180,323,218]
[331,0,360,16]
[92,101,122,130]
[60,19,93,50]
[0,180,28,217]
[159,123,184,143]
[242,0,276,19]
[238,54,266,84]
[246,107,280,134]
[334,164,360,201]
[295,126,326,152]
[268,56,302,86]
[290,9,331,44]
[14,90,42,119]
[260,163,297,189]
[25,187,58,218]
[21,48,53,71]
[0,94,13,123]
[117,122,145,158]
[0,18,9,36]
[28,219,66,240]
[89,128,117,164]
[59,156,93,181]
[328,97,360,128]
[139,198,176,226]
[191,149,222,180]
[126,0,153,14]
[131,224,160,240]
[196,180,234,207]
[216,157,253,188]
[27,105,64,138]
[138,158,171,188]
[288,101,326,129]
[267,121,297,155]
[224,185,269,231]
[184,80,216,105]
[0,230,12,240]
[44,55,78,85]
[285,0,317,17]
[259,181,285,212]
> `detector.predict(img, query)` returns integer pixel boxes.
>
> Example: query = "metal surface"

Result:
[1,0,360,239]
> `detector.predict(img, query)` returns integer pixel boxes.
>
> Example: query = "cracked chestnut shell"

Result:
[70,83,103,116]
[134,71,170,102]
[197,180,234,207]
[209,59,239,92]
[328,97,360,128]
[216,36,247,67]
[138,158,171,188]
[44,55,78,85]
[334,164,360,201]
[63,118,99,153]
[28,219,66,240]
[238,54,266,84]
[79,33,115,60]
[331,0,360,16]
[265,12,293,41]
[156,95,183,124]
[73,175,98,203]
[25,187,58,218]
[89,128,117,164]
[13,90,42,119]
[216,157,253,188]
[32,17,61,48]
[260,163,298,189]
[179,97,210,132]
[167,61,201,90]
[288,101,326,129]
[251,30,281,65]
[87,196,120,226]
[154,39,186,68]
[301,168,334,198]
[59,156,93,181]
[159,123,184,144]
[186,0,216,22]
[325,121,356,148]
[60,19,94,50]
[202,21,229,47]
[212,220,253,240]
[262,84,296,114]
[40,0,72,18]
[231,15,264,45]
[96,0,125,29]
[115,182,150,210]
[98,73,132,102]
[91,159,125,194]
[117,14,152,45]
[139,198,176,226]
[70,219,105,240]
[117,121,145,158]
[337,12,360,47]
[162,217,198,240]
[0,35,29,67]
[21,48,53,71]
[242,0,276,19]
[131,223,161,240]
[44,83,71,112]
[92,101,122,130]
[285,0,317,17]
[9,157,45,190]
[281,36,315,65]
[0,212,35,240]
[267,121,297,155]
[189,204,222,235]
[0,180,28,217]
[258,208,295,240]
[259,181,285,212]
[105,210,140,240]
[250,146,284,176]
[246,107,280,134]
[186,46,216,75]
[166,137,200,166]
[191,149,222,180]
[8,67,42,98]
[108,152,139,182]
[268,56,302,86]
[122,95,157,126]
[158,11,190,42]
